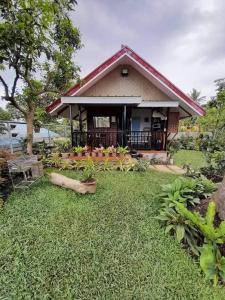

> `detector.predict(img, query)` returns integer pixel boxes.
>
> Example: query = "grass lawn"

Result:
[0,170,224,299]
[174,150,207,169]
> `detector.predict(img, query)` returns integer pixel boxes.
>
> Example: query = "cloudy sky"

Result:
[1,0,225,108]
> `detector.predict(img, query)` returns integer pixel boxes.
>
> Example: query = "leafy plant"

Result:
[160,177,215,209]
[175,201,225,285]
[102,147,111,155]
[46,152,61,168]
[54,138,71,153]
[133,159,149,172]
[94,147,104,154]
[201,151,225,182]
[59,159,74,171]
[98,159,112,171]
[117,146,129,155]
[72,146,83,154]
[156,207,200,256]
[167,139,180,157]
[81,157,96,182]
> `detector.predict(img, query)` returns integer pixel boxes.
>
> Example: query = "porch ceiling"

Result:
[138,100,179,107]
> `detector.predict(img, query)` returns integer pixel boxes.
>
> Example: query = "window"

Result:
[93,116,110,128]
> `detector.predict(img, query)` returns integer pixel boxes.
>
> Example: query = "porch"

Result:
[72,130,166,151]
[52,96,180,151]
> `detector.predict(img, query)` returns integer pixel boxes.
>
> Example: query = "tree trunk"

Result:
[212,175,225,220]
[49,172,96,194]
[25,111,34,155]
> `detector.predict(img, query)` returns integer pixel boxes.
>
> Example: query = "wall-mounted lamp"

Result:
[121,67,129,77]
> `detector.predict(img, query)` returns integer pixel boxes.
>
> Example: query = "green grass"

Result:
[174,150,207,169]
[0,170,224,299]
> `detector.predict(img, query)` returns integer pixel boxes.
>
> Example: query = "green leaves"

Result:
[173,200,225,285]
[200,243,217,283]
[176,224,185,242]
[200,243,225,286]
[159,177,215,210]
[156,207,200,255]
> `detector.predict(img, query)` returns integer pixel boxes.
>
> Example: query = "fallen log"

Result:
[48,172,96,194]
[212,175,225,220]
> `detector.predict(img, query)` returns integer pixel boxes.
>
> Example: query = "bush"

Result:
[157,176,216,257]
[133,159,149,172]
[201,151,225,182]
[157,174,225,286]
[175,201,225,286]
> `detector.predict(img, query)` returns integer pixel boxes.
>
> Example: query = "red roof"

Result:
[46,45,205,116]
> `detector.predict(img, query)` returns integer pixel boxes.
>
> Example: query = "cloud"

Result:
[71,0,225,99]
[0,0,224,106]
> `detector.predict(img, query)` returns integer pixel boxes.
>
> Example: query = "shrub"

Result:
[81,157,96,182]
[157,176,216,257]
[156,207,200,255]
[175,201,225,286]
[159,177,215,209]
[54,138,71,152]
[201,151,225,182]
[116,146,129,155]
[133,159,149,172]
[72,146,83,154]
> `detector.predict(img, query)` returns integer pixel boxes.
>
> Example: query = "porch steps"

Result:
[140,151,168,163]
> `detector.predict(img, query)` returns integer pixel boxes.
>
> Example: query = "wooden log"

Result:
[212,175,225,220]
[48,172,96,194]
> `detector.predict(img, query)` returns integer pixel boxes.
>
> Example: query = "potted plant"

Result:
[83,145,90,157]
[103,147,110,157]
[73,146,83,157]
[95,146,104,157]
[117,146,129,158]
[81,157,97,193]
[69,149,74,158]
[167,140,180,164]
[91,148,97,158]
[55,138,71,159]
[108,146,116,157]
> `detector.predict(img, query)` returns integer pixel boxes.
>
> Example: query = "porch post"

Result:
[123,105,127,147]
[78,104,82,132]
[69,104,74,146]
[165,108,170,150]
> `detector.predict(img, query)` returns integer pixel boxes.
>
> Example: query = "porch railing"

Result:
[72,130,166,151]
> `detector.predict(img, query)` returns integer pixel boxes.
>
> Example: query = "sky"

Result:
[1,0,225,108]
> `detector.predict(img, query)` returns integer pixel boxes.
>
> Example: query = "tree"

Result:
[180,89,206,131]
[198,80,225,135]
[188,88,206,104]
[0,107,11,134]
[0,0,81,154]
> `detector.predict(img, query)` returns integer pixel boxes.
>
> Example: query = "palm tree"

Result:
[188,88,206,104]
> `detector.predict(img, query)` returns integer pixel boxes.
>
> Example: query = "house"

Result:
[46,45,205,156]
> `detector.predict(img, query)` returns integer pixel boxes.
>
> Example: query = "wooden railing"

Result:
[72,130,166,150]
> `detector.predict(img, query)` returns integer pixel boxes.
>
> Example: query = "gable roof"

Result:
[46,45,205,116]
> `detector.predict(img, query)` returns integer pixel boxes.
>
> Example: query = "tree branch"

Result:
[0,75,9,98]
[11,73,19,98]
